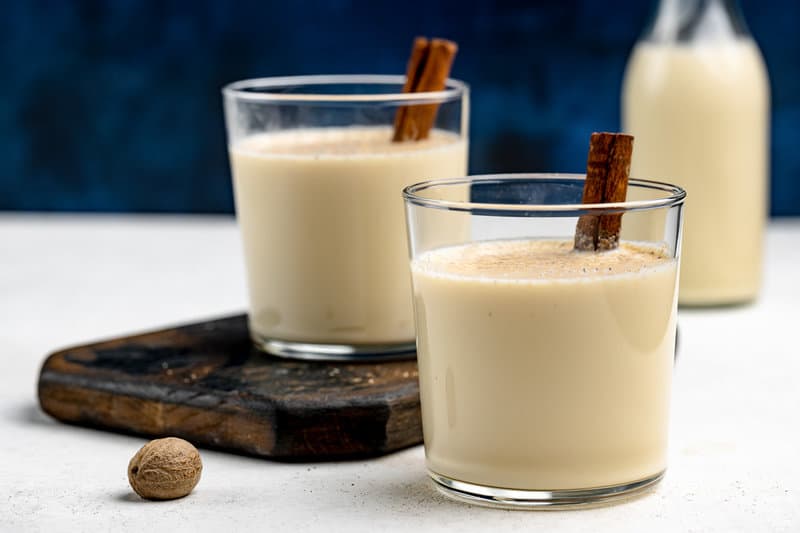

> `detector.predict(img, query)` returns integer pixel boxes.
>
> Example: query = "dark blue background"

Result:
[2,1,798,215]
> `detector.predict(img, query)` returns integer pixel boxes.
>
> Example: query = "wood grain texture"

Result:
[37,315,422,460]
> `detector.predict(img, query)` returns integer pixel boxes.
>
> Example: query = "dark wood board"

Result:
[37,315,422,460]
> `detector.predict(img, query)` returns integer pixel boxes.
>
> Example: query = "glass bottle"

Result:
[622,0,770,306]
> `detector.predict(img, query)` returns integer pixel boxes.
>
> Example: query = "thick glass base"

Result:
[429,470,665,510]
[251,331,416,362]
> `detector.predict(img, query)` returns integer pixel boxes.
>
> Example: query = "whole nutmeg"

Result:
[128,437,202,500]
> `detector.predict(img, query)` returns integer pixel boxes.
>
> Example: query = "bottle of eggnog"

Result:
[622,0,770,306]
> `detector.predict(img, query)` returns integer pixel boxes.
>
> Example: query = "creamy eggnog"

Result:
[623,39,769,305]
[411,239,678,490]
[230,126,467,345]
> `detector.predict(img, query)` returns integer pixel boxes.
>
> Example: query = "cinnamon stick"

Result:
[393,37,458,142]
[392,37,429,140]
[574,133,614,251]
[597,135,633,250]
[574,132,633,251]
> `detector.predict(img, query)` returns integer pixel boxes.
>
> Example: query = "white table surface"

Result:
[1,214,798,532]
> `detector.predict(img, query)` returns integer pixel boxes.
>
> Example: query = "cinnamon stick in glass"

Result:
[574,132,633,251]
[393,37,458,142]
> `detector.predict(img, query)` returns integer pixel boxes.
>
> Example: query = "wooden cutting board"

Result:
[37,315,422,460]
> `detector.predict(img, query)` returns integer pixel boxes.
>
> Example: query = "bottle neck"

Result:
[643,0,750,43]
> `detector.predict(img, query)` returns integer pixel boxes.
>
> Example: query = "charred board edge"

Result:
[37,349,424,460]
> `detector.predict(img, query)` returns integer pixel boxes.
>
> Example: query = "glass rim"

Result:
[222,74,468,104]
[402,174,687,214]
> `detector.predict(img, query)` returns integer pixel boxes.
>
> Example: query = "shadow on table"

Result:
[113,491,144,503]
[349,459,661,514]
[9,402,57,427]
[350,469,480,513]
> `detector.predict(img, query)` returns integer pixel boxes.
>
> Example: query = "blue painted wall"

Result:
[2,1,798,214]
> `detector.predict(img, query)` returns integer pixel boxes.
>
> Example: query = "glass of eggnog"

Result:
[404,174,685,508]
[223,76,468,360]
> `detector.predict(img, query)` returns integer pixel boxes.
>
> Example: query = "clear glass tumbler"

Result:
[223,75,468,360]
[404,174,685,508]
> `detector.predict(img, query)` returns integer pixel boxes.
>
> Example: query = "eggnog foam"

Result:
[412,239,673,282]
[234,126,461,157]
